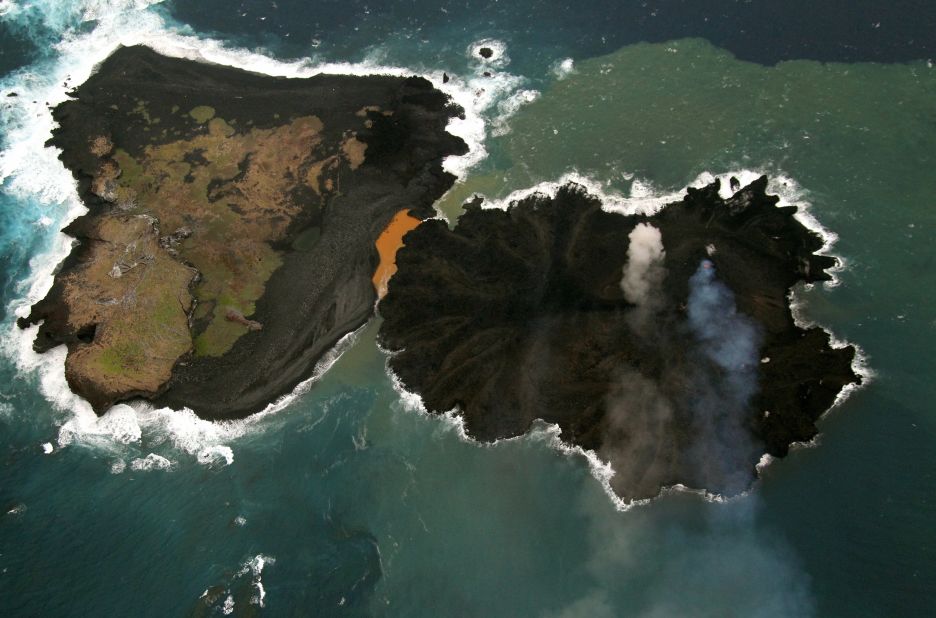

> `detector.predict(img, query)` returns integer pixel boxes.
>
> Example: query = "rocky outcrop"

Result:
[19,45,466,417]
[377,179,860,501]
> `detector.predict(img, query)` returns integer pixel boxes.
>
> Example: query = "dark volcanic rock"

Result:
[377,179,860,501]
[19,45,466,418]
[478,47,494,59]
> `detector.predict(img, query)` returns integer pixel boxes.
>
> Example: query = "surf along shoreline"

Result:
[10,44,864,505]
[378,178,862,502]
[17,44,467,420]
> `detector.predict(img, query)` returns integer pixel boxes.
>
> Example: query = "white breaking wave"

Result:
[491,88,540,137]
[197,444,234,467]
[473,169,671,215]
[0,0,535,462]
[475,168,846,286]
[385,352,734,511]
[7,320,365,467]
[0,0,519,464]
[195,553,274,613]
[387,365,741,512]
[787,293,875,439]
[0,0,165,25]
[130,452,172,471]
[239,554,275,608]
[440,68,534,175]
[382,167,872,510]
[0,0,870,499]
[384,366,472,443]
[551,57,576,80]
[468,38,510,68]
[6,503,27,516]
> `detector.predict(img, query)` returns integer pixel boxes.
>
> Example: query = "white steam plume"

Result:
[621,223,665,307]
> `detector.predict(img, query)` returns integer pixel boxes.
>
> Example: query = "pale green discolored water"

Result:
[438,39,936,428]
[2,4,935,615]
[442,40,936,404]
[430,39,936,615]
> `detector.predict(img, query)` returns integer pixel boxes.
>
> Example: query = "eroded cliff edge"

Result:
[378,179,861,501]
[18,45,466,418]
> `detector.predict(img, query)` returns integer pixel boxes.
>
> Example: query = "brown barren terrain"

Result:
[19,45,466,416]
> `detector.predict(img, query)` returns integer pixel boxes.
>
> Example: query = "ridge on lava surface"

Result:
[378,178,860,501]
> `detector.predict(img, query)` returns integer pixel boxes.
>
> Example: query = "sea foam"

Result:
[0,0,514,464]
[551,57,576,80]
[130,452,172,471]
[385,354,738,511]
[381,167,872,510]
[0,0,869,496]
[198,553,275,614]
[468,38,510,68]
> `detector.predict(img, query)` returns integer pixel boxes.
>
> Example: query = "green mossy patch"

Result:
[109,115,325,357]
[95,340,146,376]
[189,105,216,124]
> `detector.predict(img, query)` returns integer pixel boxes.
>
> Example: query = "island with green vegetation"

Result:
[18,45,466,417]
[20,46,860,503]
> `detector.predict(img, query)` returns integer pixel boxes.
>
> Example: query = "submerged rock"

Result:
[377,178,860,502]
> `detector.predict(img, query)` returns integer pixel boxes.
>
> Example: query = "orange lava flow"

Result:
[373,209,422,299]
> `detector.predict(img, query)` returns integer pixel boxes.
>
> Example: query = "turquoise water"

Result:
[1,1,935,616]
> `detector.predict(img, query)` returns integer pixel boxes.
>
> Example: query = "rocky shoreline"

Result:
[19,46,860,502]
[377,179,860,501]
[18,45,466,418]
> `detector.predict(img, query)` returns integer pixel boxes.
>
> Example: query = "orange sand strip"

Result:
[373,209,422,299]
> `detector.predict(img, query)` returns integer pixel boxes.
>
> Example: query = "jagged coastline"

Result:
[377,179,860,501]
[18,45,467,418]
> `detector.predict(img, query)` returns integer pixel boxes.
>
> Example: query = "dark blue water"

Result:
[169,0,936,67]
[2,1,935,616]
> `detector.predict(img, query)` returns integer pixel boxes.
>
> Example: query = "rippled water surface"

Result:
[1,1,934,615]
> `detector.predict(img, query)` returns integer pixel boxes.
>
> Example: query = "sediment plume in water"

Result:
[378,177,861,501]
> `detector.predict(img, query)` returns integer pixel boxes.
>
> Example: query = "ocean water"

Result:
[1,1,934,616]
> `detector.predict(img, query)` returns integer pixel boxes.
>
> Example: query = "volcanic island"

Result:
[19,45,467,417]
[378,181,861,501]
[21,46,860,501]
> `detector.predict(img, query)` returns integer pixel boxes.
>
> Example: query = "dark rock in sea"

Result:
[483,71,492,77]
[19,45,466,418]
[377,178,860,502]
[6,92,17,97]
[479,47,494,59]
[442,72,449,83]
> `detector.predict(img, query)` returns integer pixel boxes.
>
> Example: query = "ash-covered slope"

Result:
[378,178,859,501]
[19,45,466,418]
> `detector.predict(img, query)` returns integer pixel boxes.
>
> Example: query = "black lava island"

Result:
[20,46,860,502]
[378,179,861,501]
[19,45,466,417]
